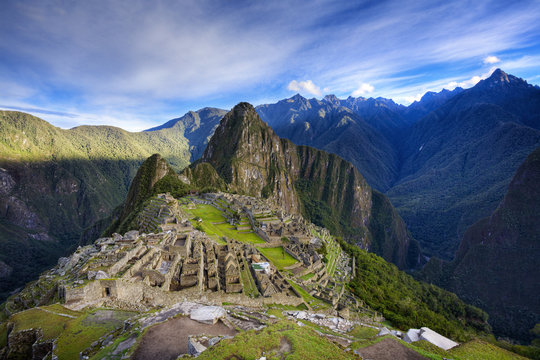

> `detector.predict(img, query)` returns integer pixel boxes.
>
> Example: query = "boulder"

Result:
[188,336,207,357]
[190,306,227,325]
[377,327,392,336]
[403,328,420,343]
[123,230,139,241]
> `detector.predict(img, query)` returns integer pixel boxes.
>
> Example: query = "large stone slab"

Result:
[418,327,459,350]
[190,306,227,325]
[403,327,458,350]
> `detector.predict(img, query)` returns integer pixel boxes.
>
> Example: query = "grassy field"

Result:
[197,320,357,360]
[258,246,298,270]
[182,204,265,244]
[7,305,135,360]
[449,339,529,360]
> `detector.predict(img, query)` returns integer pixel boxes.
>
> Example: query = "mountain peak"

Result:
[323,94,341,106]
[488,68,509,83]
[478,68,529,89]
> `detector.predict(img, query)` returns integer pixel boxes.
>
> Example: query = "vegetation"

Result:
[240,258,260,298]
[197,320,356,360]
[182,203,265,244]
[339,239,490,342]
[258,247,298,270]
[5,305,134,359]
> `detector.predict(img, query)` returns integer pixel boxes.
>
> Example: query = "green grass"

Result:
[240,259,260,298]
[11,307,73,341]
[197,320,357,360]
[55,309,134,360]
[258,247,298,270]
[182,204,265,244]
[348,325,379,340]
[449,339,529,360]
[0,322,8,349]
[300,273,315,281]
[8,306,135,360]
[288,281,329,310]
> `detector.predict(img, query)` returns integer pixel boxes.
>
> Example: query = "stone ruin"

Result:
[56,192,366,315]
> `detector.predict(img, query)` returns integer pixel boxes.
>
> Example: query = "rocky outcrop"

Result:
[187,103,420,269]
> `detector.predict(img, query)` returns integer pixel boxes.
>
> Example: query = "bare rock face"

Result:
[0,196,46,232]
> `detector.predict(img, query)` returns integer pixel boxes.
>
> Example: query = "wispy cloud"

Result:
[351,83,375,97]
[0,0,539,129]
[287,80,322,97]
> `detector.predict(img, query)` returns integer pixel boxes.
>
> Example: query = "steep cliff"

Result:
[187,102,420,269]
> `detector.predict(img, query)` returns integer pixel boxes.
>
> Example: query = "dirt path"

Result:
[354,337,429,360]
[132,316,237,360]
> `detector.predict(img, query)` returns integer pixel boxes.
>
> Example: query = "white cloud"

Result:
[483,55,501,64]
[403,93,423,104]
[444,67,496,89]
[287,80,322,97]
[351,83,375,97]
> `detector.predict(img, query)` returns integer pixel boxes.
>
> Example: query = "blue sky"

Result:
[1,0,539,131]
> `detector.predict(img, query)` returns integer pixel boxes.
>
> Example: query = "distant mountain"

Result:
[0,109,221,300]
[145,107,227,161]
[403,87,464,124]
[388,69,540,259]
[421,145,540,341]
[186,102,421,269]
[256,95,401,191]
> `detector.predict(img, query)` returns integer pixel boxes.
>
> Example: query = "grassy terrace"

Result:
[181,203,265,245]
[310,228,342,276]
[258,246,298,270]
[240,258,260,298]
[8,305,135,359]
[288,281,329,310]
[198,320,356,360]
[300,272,315,281]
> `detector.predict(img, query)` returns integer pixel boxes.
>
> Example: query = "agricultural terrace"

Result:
[181,203,265,245]
[258,246,298,270]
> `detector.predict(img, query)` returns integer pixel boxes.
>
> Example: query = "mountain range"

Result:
[0,69,538,345]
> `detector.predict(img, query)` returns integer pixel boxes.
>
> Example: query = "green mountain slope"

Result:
[390,69,540,259]
[421,145,540,342]
[186,102,421,269]
[0,109,221,301]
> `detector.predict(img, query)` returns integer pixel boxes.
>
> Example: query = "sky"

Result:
[1,0,540,131]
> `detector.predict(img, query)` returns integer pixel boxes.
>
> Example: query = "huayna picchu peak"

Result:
[186,102,421,270]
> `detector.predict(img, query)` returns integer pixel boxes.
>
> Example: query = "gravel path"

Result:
[132,316,237,360]
[354,337,429,360]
